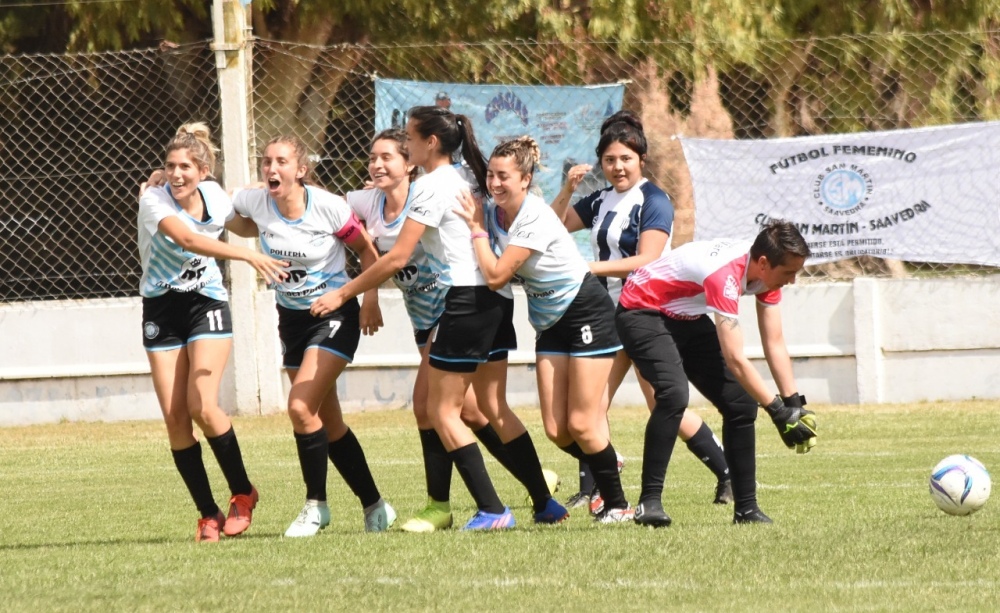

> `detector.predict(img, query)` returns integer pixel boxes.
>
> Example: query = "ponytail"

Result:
[408,105,488,194]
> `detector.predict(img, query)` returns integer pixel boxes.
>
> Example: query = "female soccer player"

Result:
[347,129,558,531]
[230,135,396,537]
[455,136,633,523]
[550,110,732,512]
[313,107,565,529]
[137,123,288,542]
[615,220,817,525]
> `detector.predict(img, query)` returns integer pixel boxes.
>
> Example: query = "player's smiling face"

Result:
[600,141,644,193]
[165,149,208,203]
[261,142,306,200]
[487,155,530,209]
[369,138,411,191]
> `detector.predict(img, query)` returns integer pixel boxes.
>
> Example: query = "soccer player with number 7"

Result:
[228,135,397,537]
[138,123,289,542]
[615,220,817,526]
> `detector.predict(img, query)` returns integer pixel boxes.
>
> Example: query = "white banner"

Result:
[681,122,1000,266]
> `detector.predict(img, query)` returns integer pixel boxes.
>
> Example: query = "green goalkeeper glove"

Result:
[781,393,817,454]
[763,394,817,453]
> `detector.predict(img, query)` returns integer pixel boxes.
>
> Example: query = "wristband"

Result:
[471,232,489,239]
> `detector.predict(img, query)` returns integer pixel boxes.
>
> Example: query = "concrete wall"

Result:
[2,276,997,426]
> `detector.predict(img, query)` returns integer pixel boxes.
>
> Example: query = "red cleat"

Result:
[196,511,225,543]
[223,486,259,537]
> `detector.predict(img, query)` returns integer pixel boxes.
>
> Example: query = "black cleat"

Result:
[634,501,673,528]
[733,508,773,525]
[713,479,733,505]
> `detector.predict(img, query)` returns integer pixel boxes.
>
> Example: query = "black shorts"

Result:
[413,323,439,349]
[277,298,361,369]
[429,286,516,373]
[142,292,232,351]
[536,274,621,358]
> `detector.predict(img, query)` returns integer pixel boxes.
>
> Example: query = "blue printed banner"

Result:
[374,78,624,204]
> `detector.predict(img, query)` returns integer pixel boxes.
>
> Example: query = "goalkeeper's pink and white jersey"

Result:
[618,238,781,319]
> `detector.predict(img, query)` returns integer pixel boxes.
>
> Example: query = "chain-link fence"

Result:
[0,42,220,301]
[3,31,999,302]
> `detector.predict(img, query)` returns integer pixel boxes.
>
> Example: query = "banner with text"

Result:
[374,78,624,204]
[681,122,1000,266]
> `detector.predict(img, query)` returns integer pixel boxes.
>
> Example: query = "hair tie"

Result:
[456,117,463,127]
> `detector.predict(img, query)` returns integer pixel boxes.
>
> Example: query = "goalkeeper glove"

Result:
[763,395,817,453]
[781,393,817,454]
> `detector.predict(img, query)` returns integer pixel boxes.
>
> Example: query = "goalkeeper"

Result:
[615,219,817,527]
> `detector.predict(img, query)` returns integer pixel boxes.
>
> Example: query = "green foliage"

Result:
[1,402,999,610]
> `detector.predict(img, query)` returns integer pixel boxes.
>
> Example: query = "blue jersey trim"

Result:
[188,333,234,343]
[309,345,354,363]
[145,343,185,352]
[428,354,486,364]
[165,185,216,226]
[571,345,623,357]
[269,186,313,225]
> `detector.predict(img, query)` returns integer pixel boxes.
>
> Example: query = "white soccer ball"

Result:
[928,455,991,516]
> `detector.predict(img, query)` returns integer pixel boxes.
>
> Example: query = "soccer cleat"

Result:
[634,501,672,528]
[543,468,561,496]
[589,485,605,516]
[713,479,733,505]
[733,508,773,525]
[533,497,570,524]
[363,498,397,533]
[462,507,516,531]
[400,499,453,533]
[284,500,331,537]
[196,511,225,543]
[595,505,634,524]
[223,485,259,537]
[564,491,590,509]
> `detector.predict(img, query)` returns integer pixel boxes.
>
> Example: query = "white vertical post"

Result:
[853,277,884,404]
[212,0,283,415]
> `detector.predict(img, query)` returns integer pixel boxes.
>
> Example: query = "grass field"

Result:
[2,401,998,612]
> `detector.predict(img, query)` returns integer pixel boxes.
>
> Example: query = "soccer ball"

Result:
[928,455,991,516]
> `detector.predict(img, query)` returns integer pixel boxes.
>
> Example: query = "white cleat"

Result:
[284,500,331,537]
[363,499,397,533]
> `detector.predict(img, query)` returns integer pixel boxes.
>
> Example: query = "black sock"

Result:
[722,420,758,513]
[449,443,504,514]
[503,432,551,513]
[172,442,220,518]
[206,426,253,496]
[294,428,328,502]
[684,422,730,481]
[579,460,595,494]
[639,407,683,505]
[328,428,381,508]
[559,441,587,461]
[473,425,520,478]
[419,428,452,503]
[584,443,627,510]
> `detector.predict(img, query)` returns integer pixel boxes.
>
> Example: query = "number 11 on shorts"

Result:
[206,309,224,331]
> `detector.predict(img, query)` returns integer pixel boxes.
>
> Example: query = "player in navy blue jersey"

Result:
[550,110,732,513]
[137,123,288,542]
[456,136,631,523]
[313,107,564,530]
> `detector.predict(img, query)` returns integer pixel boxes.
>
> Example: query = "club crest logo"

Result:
[814,164,873,215]
[143,322,159,339]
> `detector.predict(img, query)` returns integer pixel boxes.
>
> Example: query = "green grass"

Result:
[2,401,999,612]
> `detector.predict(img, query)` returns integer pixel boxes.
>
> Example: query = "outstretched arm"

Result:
[310,218,426,317]
[157,216,288,285]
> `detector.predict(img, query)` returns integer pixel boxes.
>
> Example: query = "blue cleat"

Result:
[533,497,569,524]
[461,507,516,531]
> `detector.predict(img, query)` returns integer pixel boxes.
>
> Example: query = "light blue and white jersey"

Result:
[406,163,512,299]
[137,181,233,300]
[348,187,446,332]
[233,186,353,310]
[489,193,589,331]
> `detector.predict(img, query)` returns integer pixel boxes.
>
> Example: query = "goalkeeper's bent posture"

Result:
[615,219,817,526]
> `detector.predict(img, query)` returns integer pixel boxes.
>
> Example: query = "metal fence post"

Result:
[212,0,283,414]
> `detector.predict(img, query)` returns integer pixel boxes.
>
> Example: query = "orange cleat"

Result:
[223,486,259,537]
[196,511,225,543]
